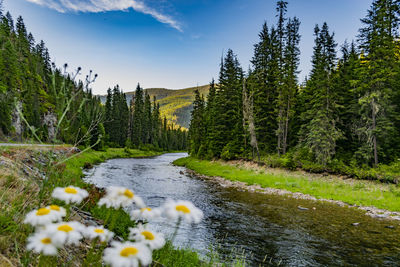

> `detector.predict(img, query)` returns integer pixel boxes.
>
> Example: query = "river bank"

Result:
[174,157,400,219]
[0,147,206,266]
[85,153,400,266]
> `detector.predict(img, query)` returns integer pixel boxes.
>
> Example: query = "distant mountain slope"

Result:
[99,85,210,129]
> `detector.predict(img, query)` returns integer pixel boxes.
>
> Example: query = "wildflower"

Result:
[24,207,61,227]
[98,186,144,209]
[130,207,162,221]
[51,186,88,204]
[129,224,165,250]
[163,200,203,224]
[47,205,66,220]
[26,231,59,256]
[103,241,152,267]
[84,225,114,243]
[45,221,85,246]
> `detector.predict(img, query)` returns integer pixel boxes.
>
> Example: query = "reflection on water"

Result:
[84,153,400,266]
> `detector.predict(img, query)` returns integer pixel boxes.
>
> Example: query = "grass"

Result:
[174,157,400,212]
[0,148,241,266]
[0,148,202,266]
[53,148,207,266]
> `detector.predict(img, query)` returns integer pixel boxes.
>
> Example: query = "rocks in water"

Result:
[352,222,360,226]
[179,171,185,175]
[298,206,309,211]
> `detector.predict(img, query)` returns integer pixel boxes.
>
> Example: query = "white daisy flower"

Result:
[98,186,144,209]
[163,200,204,224]
[51,186,88,204]
[84,226,114,243]
[130,207,162,221]
[24,207,61,227]
[45,221,85,246]
[46,205,66,220]
[103,241,152,267]
[128,224,165,250]
[26,231,60,256]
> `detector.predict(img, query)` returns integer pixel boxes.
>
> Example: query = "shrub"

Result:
[221,143,236,160]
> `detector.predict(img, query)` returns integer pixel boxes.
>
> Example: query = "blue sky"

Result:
[6,0,373,94]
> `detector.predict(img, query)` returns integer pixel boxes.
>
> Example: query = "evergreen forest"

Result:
[0,3,186,151]
[189,0,400,181]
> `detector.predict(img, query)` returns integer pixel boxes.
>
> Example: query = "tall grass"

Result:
[0,148,244,266]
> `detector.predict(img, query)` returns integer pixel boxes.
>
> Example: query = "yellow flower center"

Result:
[36,208,50,216]
[57,224,74,232]
[49,205,60,211]
[41,238,52,244]
[65,187,78,194]
[140,207,152,212]
[123,189,134,199]
[175,205,191,214]
[94,229,104,234]
[120,247,138,257]
[141,231,155,240]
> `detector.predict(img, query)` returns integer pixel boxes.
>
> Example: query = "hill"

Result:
[100,85,210,129]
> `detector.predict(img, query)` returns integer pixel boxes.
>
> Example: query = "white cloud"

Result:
[25,0,183,32]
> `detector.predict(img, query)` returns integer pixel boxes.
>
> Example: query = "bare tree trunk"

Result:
[243,79,260,162]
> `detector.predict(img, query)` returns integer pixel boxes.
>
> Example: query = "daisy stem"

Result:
[109,208,118,230]
[65,204,72,220]
[105,209,112,225]
[171,217,182,244]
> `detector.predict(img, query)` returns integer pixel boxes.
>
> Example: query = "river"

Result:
[83,153,400,266]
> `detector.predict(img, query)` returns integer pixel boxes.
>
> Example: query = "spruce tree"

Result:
[214,49,244,159]
[299,23,342,166]
[204,79,217,158]
[356,0,400,165]
[251,23,279,153]
[188,89,205,156]
[132,83,144,146]
[334,42,362,160]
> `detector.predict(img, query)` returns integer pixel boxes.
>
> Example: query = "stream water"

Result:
[84,153,400,266]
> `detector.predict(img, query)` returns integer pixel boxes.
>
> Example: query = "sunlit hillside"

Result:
[100,85,210,129]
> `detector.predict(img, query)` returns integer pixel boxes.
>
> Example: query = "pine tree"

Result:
[213,49,244,159]
[188,89,205,156]
[250,23,279,153]
[276,0,288,155]
[299,23,342,165]
[151,97,161,147]
[356,0,400,165]
[143,92,152,144]
[204,79,217,158]
[132,83,144,146]
[104,87,113,140]
[119,92,129,146]
[281,17,301,153]
[334,42,362,160]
